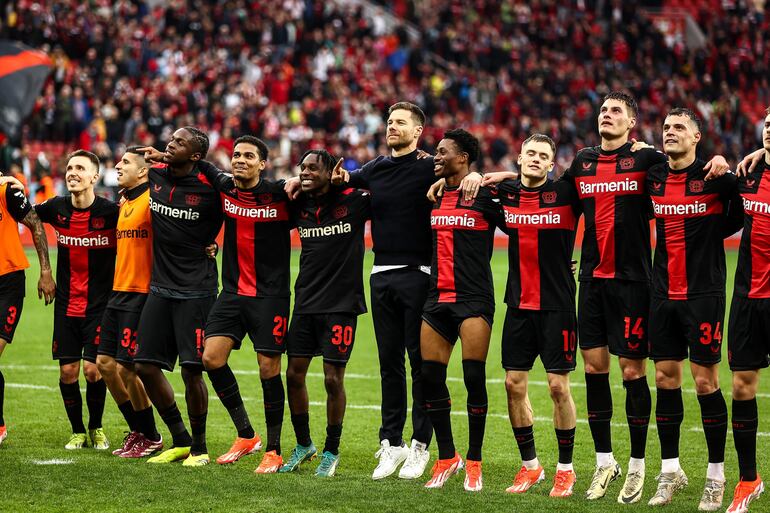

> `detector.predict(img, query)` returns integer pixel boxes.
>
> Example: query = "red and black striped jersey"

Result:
[647,159,743,300]
[198,162,290,298]
[426,186,501,306]
[290,186,371,315]
[735,162,770,299]
[148,163,223,297]
[34,196,118,317]
[498,179,581,311]
[564,144,666,282]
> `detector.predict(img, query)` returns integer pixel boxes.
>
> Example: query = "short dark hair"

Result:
[181,126,210,158]
[666,107,702,132]
[521,133,556,157]
[67,149,100,171]
[603,91,638,118]
[299,149,337,173]
[388,102,426,126]
[443,128,480,165]
[124,146,148,162]
[234,135,269,161]
[765,106,770,116]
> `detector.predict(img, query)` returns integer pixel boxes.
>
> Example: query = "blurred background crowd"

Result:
[1,0,768,200]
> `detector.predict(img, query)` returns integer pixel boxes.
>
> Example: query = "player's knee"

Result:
[83,365,101,383]
[324,372,344,394]
[731,373,756,400]
[548,379,570,403]
[59,363,79,383]
[201,351,223,371]
[96,355,115,377]
[180,365,202,384]
[620,361,644,381]
[285,366,305,390]
[693,375,718,395]
[504,373,526,400]
[258,355,281,379]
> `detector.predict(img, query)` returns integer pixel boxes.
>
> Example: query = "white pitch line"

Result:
[29,459,75,465]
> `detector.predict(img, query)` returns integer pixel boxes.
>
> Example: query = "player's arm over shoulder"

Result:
[32,196,59,223]
[5,185,31,222]
[348,156,384,189]
[196,159,231,191]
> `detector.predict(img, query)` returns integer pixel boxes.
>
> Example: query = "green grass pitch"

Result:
[1,249,768,512]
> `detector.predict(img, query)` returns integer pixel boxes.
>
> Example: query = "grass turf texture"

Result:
[1,249,768,513]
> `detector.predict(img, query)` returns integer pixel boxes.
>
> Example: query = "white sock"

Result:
[661,458,680,474]
[596,452,614,467]
[707,462,725,482]
[557,462,574,471]
[628,457,645,473]
[523,457,540,470]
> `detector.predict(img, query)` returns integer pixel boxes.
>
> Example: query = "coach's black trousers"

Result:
[370,268,433,446]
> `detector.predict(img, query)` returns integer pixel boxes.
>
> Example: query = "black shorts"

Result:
[52,310,103,363]
[287,313,358,365]
[649,296,725,365]
[578,278,649,359]
[728,295,770,371]
[0,270,25,343]
[502,307,577,373]
[422,301,494,345]
[98,293,148,364]
[134,293,215,371]
[205,292,289,354]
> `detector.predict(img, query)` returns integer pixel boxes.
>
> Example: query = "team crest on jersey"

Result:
[300,210,309,219]
[746,178,756,188]
[92,217,105,229]
[619,157,635,170]
[153,184,162,192]
[56,214,67,224]
[333,206,348,219]
[582,162,592,170]
[258,193,273,204]
[688,180,704,193]
[185,193,201,206]
[651,182,663,192]
[459,196,474,207]
[541,191,557,204]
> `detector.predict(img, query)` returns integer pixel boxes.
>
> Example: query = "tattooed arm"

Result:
[21,209,55,305]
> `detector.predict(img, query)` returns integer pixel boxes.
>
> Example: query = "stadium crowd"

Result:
[0,0,769,195]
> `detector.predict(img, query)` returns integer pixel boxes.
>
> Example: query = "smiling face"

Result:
[164,128,201,165]
[518,140,554,183]
[115,151,147,189]
[65,156,99,193]
[662,114,701,158]
[299,153,331,194]
[385,109,422,151]
[230,142,265,183]
[433,138,467,179]
[598,98,636,140]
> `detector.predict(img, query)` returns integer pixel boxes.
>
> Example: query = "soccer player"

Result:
[0,173,56,445]
[133,127,223,466]
[498,134,581,498]
[289,102,481,480]
[723,108,770,513]
[95,147,163,458]
[34,150,118,450]
[420,129,500,492]
[646,108,742,510]
[194,136,291,470]
[278,149,370,477]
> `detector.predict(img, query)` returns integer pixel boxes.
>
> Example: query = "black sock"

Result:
[189,413,207,455]
[0,369,4,426]
[624,376,651,459]
[117,400,138,432]
[585,373,613,453]
[656,387,684,459]
[59,381,86,433]
[262,375,285,454]
[86,379,106,430]
[556,427,576,464]
[513,425,537,462]
[463,360,487,461]
[422,360,455,460]
[732,398,758,481]
[208,364,254,439]
[324,423,343,455]
[291,413,312,447]
[698,389,728,464]
[157,403,192,447]
[135,406,160,441]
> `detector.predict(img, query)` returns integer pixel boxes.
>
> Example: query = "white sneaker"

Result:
[372,440,408,480]
[398,440,430,479]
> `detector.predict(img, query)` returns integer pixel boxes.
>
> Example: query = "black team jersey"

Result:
[35,196,118,317]
[564,144,666,282]
[647,159,743,300]
[427,186,501,306]
[498,179,581,311]
[735,162,770,299]
[348,151,435,266]
[290,186,371,314]
[197,161,290,298]
[148,163,223,297]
